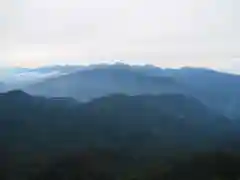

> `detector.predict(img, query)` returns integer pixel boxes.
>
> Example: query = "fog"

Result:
[0,0,238,72]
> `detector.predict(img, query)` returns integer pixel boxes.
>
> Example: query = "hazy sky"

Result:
[1,0,239,72]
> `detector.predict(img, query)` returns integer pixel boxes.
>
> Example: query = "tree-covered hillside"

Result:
[0,90,240,179]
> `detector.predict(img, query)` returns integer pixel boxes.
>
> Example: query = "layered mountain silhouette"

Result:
[128,66,240,118]
[23,64,240,118]
[166,68,240,118]
[2,64,240,179]
[25,67,185,101]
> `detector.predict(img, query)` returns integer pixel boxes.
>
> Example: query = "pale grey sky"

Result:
[0,0,239,72]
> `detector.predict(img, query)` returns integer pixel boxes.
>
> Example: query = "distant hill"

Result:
[100,64,240,118]
[1,65,83,90]
[25,67,185,101]
[160,67,240,118]
[0,82,5,92]
[21,63,240,118]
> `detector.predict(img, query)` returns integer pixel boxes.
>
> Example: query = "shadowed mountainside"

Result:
[0,90,240,179]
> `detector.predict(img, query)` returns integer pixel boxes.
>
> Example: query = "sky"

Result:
[0,0,239,72]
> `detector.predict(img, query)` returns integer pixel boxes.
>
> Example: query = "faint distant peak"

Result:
[3,89,30,96]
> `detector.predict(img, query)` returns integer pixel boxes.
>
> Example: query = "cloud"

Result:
[0,0,238,71]
[1,69,66,84]
[12,71,64,81]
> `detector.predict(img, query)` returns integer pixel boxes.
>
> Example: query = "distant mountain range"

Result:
[17,63,240,118]
[24,67,186,102]
[1,63,240,118]
[0,82,5,92]
[2,64,240,179]
[0,65,83,90]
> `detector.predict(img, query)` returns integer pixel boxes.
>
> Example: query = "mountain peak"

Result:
[2,90,32,99]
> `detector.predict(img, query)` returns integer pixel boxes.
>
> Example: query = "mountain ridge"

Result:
[25,67,185,101]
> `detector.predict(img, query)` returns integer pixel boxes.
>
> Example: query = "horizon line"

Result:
[1,62,237,75]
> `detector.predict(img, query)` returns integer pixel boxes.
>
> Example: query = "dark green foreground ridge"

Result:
[0,90,240,180]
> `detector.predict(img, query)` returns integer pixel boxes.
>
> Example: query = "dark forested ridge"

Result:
[1,90,240,179]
